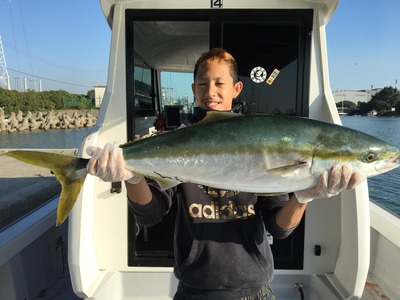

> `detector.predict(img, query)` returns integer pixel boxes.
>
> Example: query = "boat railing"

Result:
[367,200,400,298]
[369,200,400,248]
[0,196,59,267]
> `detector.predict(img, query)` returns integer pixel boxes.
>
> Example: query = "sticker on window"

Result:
[250,66,267,83]
[266,68,280,85]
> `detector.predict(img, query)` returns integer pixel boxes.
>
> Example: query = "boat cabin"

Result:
[69,0,369,299]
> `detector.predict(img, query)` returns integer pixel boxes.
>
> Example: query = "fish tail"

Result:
[4,150,88,226]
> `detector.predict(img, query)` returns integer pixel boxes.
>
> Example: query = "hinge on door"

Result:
[111,181,122,194]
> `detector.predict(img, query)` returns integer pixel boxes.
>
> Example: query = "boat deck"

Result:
[34,269,80,300]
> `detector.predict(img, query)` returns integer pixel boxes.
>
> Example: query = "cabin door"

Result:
[126,9,312,269]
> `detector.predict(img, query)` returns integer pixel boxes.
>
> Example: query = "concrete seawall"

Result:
[0,108,98,133]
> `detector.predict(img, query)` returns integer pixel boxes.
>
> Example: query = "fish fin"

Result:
[267,162,308,177]
[5,150,88,226]
[145,175,181,190]
[256,192,288,197]
[196,111,242,125]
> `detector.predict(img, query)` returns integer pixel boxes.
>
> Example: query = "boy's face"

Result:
[192,60,243,111]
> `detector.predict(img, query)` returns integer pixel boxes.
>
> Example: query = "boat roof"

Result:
[100,0,339,28]
[99,0,338,73]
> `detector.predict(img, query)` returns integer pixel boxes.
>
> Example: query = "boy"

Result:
[87,48,362,299]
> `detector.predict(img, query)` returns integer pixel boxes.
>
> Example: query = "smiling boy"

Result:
[86,48,362,300]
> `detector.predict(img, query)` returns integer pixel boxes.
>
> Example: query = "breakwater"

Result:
[0,108,98,133]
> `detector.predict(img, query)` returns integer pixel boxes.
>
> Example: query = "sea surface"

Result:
[0,127,91,149]
[341,116,400,216]
[1,117,400,216]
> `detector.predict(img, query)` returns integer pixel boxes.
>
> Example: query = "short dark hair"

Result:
[193,48,239,83]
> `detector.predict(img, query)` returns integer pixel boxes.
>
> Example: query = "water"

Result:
[1,118,400,216]
[0,128,91,149]
[341,116,400,216]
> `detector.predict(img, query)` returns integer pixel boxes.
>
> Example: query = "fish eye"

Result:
[362,152,378,163]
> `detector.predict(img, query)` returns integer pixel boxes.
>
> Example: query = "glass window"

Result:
[160,71,193,109]
[222,22,308,116]
[130,58,157,118]
[134,64,153,110]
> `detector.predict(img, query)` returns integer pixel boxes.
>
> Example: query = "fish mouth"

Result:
[375,151,400,174]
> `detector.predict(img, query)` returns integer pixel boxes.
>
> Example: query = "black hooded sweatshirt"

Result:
[129,181,294,299]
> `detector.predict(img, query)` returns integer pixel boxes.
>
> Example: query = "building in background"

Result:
[333,88,382,105]
[94,85,106,108]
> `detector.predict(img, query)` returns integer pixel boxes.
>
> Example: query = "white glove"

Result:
[294,165,364,204]
[86,142,143,184]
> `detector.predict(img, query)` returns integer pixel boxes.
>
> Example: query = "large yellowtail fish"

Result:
[5,112,400,225]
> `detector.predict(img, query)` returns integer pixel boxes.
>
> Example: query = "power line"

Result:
[2,1,103,91]
[6,67,92,89]
[8,0,22,86]
[16,0,37,90]
[2,39,106,74]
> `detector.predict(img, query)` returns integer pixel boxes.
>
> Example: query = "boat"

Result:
[1,0,399,299]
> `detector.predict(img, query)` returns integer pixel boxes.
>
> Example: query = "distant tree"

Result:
[369,99,391,111]
[336,101,357,109]
[358,101,372,113]
[371,86,400,108]
[42,90,70,109]
[395,101,400,113]
[86,89,95,99]
[86,89,95,106]
[357,86,400,113]
[0,87,94,114]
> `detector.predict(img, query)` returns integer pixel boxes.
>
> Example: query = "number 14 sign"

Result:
[211,0,223,8]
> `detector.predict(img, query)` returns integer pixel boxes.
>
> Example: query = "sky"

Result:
[326,0,400,91]
[0,0,111,94]
[0,0,399,95]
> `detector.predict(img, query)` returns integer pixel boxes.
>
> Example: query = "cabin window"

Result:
[160,72,193,108]
[134,64,154,112]
[222,22,307,115]
[160,71,195,129]
[128,56,158,119]
[126,28,160,138]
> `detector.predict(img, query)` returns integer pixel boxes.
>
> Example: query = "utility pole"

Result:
[0,35,11,90]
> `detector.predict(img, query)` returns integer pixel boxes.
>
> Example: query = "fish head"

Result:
[359,144,400,177]
[312,126,400,179]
